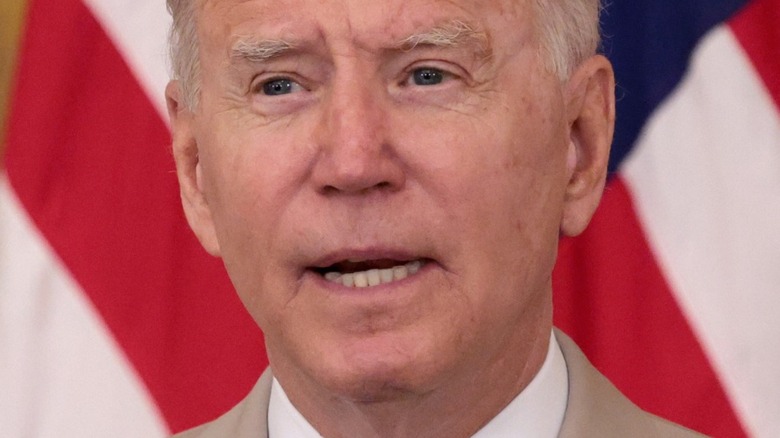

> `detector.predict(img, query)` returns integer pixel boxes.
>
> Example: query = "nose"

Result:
[310,74,405,195]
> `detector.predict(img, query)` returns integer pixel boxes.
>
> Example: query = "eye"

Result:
[257,77,304,96]
[410,67,445,86]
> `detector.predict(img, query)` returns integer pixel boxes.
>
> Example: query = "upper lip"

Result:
[306,247,428,270]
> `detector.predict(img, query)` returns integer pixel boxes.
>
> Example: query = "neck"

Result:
[273,317,553,438]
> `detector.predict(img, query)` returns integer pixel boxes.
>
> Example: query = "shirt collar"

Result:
[268,331,568,437]
[471,331,568,438]
[269,377,321,438]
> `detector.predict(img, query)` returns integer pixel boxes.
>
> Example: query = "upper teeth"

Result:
[323,260,422,288]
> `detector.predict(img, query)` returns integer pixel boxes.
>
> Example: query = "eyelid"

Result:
[247,71,316,116]
[250,72,310,95]
[400,61,466,86]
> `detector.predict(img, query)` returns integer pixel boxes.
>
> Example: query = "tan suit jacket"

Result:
[174,330,705,437]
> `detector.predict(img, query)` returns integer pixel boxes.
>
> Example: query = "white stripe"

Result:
[0,177,169,437]
[81,0,171,121]
[623,26,780,438]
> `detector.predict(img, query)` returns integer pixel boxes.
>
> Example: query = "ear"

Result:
[166,80,221,256]
[560,55,615,236]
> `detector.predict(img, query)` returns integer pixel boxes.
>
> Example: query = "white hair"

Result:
[166,0,603,110]
[167,0,200,109]
[533,0,602,79]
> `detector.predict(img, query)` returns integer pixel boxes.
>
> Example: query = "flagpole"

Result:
[0,0,27,164]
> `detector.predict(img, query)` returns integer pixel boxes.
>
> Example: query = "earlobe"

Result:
[166,80,222,256]
[560,55,615,237]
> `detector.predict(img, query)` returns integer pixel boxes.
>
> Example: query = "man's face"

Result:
[171,0,611,401]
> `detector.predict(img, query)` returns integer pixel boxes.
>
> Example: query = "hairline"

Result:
[167,0,602,110]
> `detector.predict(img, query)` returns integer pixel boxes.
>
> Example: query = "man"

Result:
[165,0,704,436]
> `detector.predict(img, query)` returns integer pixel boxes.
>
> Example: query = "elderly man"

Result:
[165,0,704,436]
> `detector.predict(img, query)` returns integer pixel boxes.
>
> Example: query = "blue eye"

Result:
[261,78,297,96]
[412,68,445,86]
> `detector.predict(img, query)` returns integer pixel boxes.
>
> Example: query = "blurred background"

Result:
[1,0,777,437]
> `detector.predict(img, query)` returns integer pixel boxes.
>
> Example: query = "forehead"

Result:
[197,0,534,52]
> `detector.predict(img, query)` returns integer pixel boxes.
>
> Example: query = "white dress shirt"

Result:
[268,332,568,437]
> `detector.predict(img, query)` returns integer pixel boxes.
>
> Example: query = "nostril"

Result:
[322,185,340,195]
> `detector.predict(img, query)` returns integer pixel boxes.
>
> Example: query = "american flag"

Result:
[1,0,777,436]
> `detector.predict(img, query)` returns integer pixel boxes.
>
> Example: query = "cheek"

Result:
[440,113,566,232]
[429,106,567,301]
[195,124,305,291]
[199,114,307,227]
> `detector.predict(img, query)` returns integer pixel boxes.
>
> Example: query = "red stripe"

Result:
[552,177,747,437]
[730,0,780,112]
[5,0,266,432]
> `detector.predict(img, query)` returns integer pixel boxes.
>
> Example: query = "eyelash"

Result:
[400,62,465,87]
[263,78,294,95]
[248,62,464,99]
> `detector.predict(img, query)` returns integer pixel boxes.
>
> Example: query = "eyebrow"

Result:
[230,38,296,62]
[397,20,491,56]
[228,19,490,63]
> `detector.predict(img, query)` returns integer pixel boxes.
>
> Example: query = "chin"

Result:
[325,365,438,404]
[311,331,450,403]
[338,373,420,404]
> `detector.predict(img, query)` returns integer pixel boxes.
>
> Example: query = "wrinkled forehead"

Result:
[195,0,536,53]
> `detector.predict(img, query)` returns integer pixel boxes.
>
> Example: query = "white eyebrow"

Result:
[228,21,488,63]
[398,20,490,54]
[230,38,296,62]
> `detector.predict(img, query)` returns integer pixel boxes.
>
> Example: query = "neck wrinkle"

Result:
[271,320,553,438]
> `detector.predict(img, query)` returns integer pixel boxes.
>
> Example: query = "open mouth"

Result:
[312,259,425,288]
